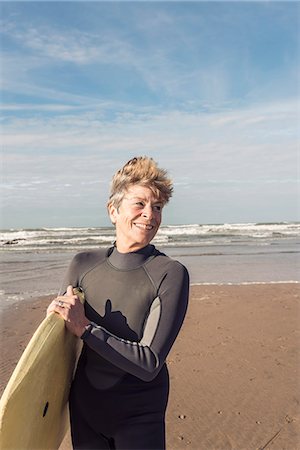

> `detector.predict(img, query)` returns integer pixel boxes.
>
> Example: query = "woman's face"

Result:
[109,185,163,253]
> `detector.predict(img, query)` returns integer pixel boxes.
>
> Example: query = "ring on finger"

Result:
[57,300,65,308]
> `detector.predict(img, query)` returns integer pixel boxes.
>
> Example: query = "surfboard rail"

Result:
[0,287,84,450]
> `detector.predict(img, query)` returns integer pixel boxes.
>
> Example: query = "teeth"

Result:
[134,223,153,230]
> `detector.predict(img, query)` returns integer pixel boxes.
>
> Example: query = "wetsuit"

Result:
[60,244,189,450]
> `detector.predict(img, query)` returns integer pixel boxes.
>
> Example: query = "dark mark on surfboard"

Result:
[42,401,49,417]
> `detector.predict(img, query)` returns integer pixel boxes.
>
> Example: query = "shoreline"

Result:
[1,237,299,307]
[1,280,299,313]
[0,283,299,449]
[192,280,300,285]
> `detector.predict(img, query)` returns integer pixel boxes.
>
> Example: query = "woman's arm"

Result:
[81,261,189,381]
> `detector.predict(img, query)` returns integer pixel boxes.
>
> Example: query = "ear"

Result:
[108,203,118,224]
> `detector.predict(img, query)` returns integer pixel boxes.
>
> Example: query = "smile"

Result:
[134,223,154,231]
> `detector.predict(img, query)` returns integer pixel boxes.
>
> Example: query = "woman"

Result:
[47,156,189,450]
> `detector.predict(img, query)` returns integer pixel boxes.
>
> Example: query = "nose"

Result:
[141,204,153,219]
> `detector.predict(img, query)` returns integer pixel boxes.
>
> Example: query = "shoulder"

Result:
[145,247,189,286]
[61,248,112,294]
[153,248,188,272]
[69,247,111,270]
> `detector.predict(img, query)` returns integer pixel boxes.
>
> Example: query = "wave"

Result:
[1,222,299,251]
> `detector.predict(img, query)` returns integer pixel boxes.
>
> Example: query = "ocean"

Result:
[0,222,299,309]
[1,222,299,251]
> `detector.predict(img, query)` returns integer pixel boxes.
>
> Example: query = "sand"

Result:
[1,284,299,450]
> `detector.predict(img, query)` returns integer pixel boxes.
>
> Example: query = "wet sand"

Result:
[1,284,299,449]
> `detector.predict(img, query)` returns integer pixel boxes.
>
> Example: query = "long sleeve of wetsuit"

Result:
[82,260,189,382]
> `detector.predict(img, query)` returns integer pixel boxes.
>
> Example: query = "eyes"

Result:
[123,196,163,213]
[133,201,162,212]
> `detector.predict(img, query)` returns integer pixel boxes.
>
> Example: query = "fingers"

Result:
[47,290,74,315]
[46,298,69,317]
[52,297,71,309]
[64,285,79,305]
[53,286,78,308]
[47,289,80,315]
[47,286,81,321]
[66,285,74,296]
[46,303,56,316]
[57,301,72,312]
[46,288,87,336]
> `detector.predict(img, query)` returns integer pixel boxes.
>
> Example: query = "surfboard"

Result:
[0,287,84,450]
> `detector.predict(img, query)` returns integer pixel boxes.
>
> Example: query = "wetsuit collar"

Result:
[108,244,155,270]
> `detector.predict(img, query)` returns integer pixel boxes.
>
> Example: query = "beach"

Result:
[1,283,299,450]
[0,224,299,449]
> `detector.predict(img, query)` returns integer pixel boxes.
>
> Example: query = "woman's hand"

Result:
[47,285,90,337]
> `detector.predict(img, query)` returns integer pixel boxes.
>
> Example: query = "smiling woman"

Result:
[106,156,172,253]
[108,185,163,252]
[47,156,189,450]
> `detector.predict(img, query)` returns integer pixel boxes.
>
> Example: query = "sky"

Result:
[1,0,299,228]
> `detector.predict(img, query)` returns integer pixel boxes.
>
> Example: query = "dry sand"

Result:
[1,284,299,450]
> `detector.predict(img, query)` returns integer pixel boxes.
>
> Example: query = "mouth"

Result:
[133,223,154,231]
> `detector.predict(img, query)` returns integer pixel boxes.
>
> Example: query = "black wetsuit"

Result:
[60,244,189,450]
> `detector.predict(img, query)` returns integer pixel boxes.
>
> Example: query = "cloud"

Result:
[1,2,299,227]
[4,138,297,228]
[2,2,298,111]
[1,103,79,112]
[2,20,106,64]
[2,16,147,68]
[3,98,297,187]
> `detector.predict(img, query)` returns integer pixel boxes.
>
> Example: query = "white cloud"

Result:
[2,110,298,227]
[2,19,138,66]
[3,98,298,187]
[1,2,299,226]
[1,103,78,112]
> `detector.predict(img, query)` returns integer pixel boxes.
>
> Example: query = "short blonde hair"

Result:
[107,156,173,209]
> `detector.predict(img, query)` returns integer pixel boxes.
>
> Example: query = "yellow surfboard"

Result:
[0,288,84,450]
